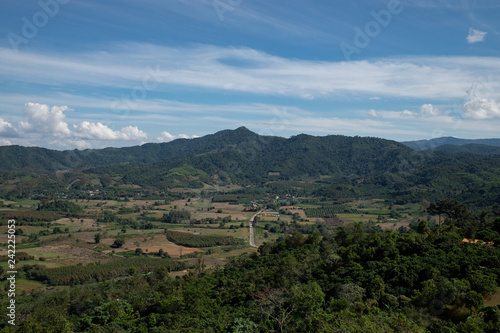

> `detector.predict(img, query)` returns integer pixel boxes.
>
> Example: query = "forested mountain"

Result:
[402,137,500,151]
[435,144,500,155]
[109,129,414,186]
[1,127,500,208]
[0,127,413,178]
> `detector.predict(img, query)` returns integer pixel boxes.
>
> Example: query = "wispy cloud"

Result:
[467,27,487,44]
[1,44,499,101]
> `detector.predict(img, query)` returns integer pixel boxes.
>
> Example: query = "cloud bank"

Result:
[0,103,196,149]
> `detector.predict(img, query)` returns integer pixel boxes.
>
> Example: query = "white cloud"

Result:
[401,110,417,118]
[463,97,500,119]
[156,131,195,142]
[73,122,148,140]
[0,102,154,149]
[119,126,148,140]
[0,138,12,145]
[467,28,487,44]
[400,104,442,118]
[0,118,19,137]
[73,121,117,140]
[367,109,381,118]
[156,131,175,142]
[462,84,500,119]
[419,104,442,117]
[19,102,71,138]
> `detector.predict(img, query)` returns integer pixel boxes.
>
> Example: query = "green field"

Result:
[337,213,379,223]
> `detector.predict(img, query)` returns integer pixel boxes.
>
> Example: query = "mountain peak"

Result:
[211,126,258,139]
[233,126,255,135]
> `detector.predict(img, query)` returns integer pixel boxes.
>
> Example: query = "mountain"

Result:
[435,144,500,155]
[0,127,413,179]
[93,128,415,185]
[402,137,500,151]
[0,127,260,173]
[2,127,500,209]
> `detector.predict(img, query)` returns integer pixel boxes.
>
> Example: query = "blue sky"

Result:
[1,0,500,149]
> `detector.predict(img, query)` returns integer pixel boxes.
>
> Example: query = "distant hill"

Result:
[435,144,500,155]
[402,137,500,151]
[0,127,413,181]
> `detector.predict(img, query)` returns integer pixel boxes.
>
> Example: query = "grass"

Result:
[105,228,166,236]
[15,245,38,250]
[0,259,66,269]
[361,210,392,215]
[0,278,45,294]
[296,203,320,208]
[190,199,214,209]
[14,199,40,207]
[22,247,71,260]
[337,213,379,223]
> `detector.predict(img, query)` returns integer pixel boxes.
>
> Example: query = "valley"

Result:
[0,128,499,332]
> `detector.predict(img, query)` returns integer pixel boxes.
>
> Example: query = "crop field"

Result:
[336,213,380,223]
[0,278,44,294]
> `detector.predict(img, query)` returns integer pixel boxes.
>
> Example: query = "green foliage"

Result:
[2,222,500,331]
[22,257,185,285]
[305,206,361,218]
[37,200,83,216]
[161,210,191,223]
[0,251,34,262]
[166,230,244,247]
[111,238,125,248]
[0,210,59,224]
[212,194,240,202]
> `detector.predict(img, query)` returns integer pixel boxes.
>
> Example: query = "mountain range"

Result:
[402,137,500,150]
[0,127,414,175]
[0,128,500,209]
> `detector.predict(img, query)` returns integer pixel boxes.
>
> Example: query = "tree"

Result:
[94,233,102,244]
[417,220,430,234]
[427,199,468,227]
[254,288,294,333]
[232,318,258,333]
[111,238,125,248]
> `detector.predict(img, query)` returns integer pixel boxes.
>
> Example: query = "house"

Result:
[462,238,494,246]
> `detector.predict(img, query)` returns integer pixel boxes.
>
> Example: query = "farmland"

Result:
[0,192,430,296]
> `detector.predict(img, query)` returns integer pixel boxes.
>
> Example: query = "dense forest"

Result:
[1,211,500,332]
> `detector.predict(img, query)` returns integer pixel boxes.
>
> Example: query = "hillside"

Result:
[402,137,500,151]
[435,144,500,155]
[0,127,413,179]
[90,129,415,186]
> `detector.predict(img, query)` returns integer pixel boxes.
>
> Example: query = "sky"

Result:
[1,0,500,150]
